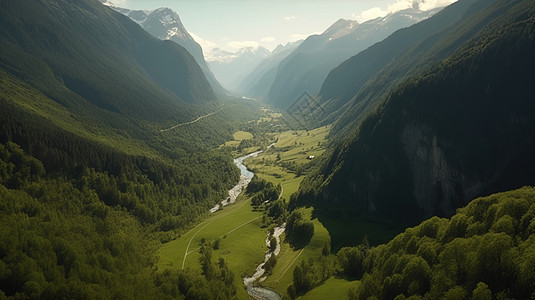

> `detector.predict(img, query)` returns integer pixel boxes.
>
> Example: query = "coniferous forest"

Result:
[1,0,535,299]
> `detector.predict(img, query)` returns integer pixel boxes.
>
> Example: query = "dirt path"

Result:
[160,104,233,132]
[181,211,260,269]
[277,248,305,282]
[222,216,260,237]
[182,219,217,269]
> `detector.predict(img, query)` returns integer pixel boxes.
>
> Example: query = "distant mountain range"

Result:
[237,41,302,100]
[110,3,299,95]
[315,0,498,131]
[206,46,271,91]
[109,5,227,95]
[249,8,439,109]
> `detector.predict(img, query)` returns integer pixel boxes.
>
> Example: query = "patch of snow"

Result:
[166,27,186,40]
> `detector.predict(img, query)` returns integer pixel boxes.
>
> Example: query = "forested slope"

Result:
[0,0,257,298]
[0,0,214,124]
[294,0,535,225]
[343,187,535,299]
[314,0,496,130]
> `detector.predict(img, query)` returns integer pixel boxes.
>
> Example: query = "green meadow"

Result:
[157,196,266,298]
[298,277,360,300]
[260,208,332,295]
[158,125,334,298]
[245,125,330,200]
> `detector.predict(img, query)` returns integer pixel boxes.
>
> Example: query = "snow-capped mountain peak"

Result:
[206,46,270,64]
[323,18,360,40]
[101,1,115,7]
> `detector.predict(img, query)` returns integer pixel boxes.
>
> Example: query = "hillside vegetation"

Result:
[0,0,260,298]
[315,0,497,129]
[295,0,535,226]
[343,187,535,299]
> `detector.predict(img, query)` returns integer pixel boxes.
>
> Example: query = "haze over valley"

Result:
[1,0,534,299]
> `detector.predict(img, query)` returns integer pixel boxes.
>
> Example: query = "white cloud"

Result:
[261,36,276,42]
[189,32,219,54]
[288,34,307,41]
[227,40,260,49]
[288,32,321,42]
[389,0,458,12]
[418,0,458,10]
[353,7,388,22]
[354,0,457,22]
[284,16,297,21]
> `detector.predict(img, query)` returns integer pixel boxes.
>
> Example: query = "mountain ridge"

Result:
[237,40,302,99]
[316,0,498,133]
[111,5,227,95]
[293,0,535,227]
[263,8,439,109]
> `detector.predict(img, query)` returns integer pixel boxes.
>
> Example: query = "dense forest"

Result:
[293,0,535,226]
[0,141,242,298]
[0,0,259,298]
[343,187,535,299]
[2,0,535,299]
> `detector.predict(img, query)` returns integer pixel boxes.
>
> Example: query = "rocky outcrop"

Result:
[401,124,482,217]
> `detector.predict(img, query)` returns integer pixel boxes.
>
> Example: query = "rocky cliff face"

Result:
[401,124,482,216]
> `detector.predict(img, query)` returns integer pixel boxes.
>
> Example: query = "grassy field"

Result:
[233,131,253,141]
[272,125,330,165]
[257,108,283,123]
[245,125,330,201]
[157,196,266,299]
[260,208,332,297]
[298,277,360,300]
[223,130,254,148]
[158,124,334,299]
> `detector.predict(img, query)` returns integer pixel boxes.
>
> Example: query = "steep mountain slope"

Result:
[0,0,216,125]
[0,0,259,298]
[237,41,301,100]
[265,9,438,109]
[207,46,271,91]
[317,0,497,132]
[294,0,535,226]
[113,6,227,95]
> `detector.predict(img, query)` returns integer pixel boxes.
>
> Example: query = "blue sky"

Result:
[113,0,457,52]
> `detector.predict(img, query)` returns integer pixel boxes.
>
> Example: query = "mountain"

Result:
[237,41,302,100]
[264,8,439,109]
[316,0,498,133]
[111,6,227,95]
[293,0,535,227]
[0,0,260,298]
[206,46,271,92]
[0,0,218,125]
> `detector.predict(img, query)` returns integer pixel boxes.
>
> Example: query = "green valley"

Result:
[2,0,535,299]
[156,111,337,299]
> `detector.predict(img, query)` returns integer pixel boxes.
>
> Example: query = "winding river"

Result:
[210,144,282,300]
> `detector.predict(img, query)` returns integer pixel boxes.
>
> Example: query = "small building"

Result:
[307,155,315,160]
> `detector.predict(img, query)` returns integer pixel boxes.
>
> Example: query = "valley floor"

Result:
[157,110,357,299]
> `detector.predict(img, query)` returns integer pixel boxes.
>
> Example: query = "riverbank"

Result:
[244,224,285,300]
